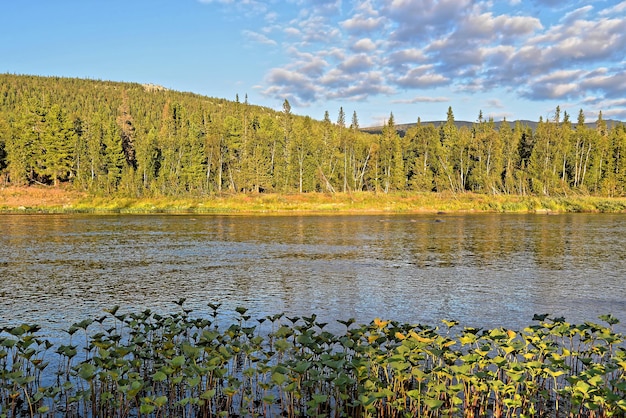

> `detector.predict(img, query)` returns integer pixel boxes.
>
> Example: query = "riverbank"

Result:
[2,185,626,214]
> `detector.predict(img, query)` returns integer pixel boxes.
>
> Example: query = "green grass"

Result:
[41,193,626,214]
[1,305,625,417]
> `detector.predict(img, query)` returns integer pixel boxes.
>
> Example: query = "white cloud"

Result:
[351,38,377,52]
[458,13,542,40]
[582,70,626,97]
[205,0,626,120]
[242,30,277,46]
[302,0,342,16]
[284,27,301,38]
[325,71,394,101]
[599,1,626,16]
[486,99,504,109]
[598,108,626,120]
[263,67,320,105]
[560,6,593,24]
[339,54,374,73]
[341,15,386,32]
[392,66,449,89]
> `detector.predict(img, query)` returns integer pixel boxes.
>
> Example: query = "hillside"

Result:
[363,119,624,137]
[1,73,626,198]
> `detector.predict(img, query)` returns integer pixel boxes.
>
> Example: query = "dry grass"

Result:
[0,185,86,210]
[2,186,626,214]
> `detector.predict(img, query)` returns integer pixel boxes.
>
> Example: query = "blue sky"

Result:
[3,0,626,126]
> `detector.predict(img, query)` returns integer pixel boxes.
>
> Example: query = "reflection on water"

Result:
[1,213,625,335]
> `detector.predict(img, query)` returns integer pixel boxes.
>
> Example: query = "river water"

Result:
[1,213,625,335]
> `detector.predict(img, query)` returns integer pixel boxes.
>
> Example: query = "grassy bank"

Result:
[1,306,625,417]
[3,186,626,214]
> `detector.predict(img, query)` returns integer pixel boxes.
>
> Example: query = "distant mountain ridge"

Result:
[362,119,624,137]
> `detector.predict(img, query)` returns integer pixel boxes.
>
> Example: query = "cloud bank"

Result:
[203,0,626,120]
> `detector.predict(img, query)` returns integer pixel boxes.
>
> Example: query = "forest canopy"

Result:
[1,74,625,197]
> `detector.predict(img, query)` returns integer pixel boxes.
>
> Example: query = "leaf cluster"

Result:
[1,306,625,417]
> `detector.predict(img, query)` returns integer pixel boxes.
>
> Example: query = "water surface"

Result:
[1,213,624,335]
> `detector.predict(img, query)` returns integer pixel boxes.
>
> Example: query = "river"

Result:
[1,213,625,335]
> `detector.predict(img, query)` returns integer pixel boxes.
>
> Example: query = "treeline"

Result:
[1,73,625,197]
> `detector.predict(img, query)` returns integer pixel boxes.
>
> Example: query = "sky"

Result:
[2,0,626,127]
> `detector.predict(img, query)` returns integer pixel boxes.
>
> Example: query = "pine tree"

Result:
[0,114,8,183]
[103,119,125,194]
[135,127,160,192]
[379,113,404,192]
[179,114,207,194]
[292,117,314,192]
[313,110,337,193]
[277,99,293,191]
[500,119,520,194]
[607,123,626,196]
[8,101,47,186]
[251,114,278,192]
[470,115,503,194]
[337,107,348,192]
[585,112,611,193]
[405,119,437,191]
[435,107,460,192]
[39,104,76,186]
[116,92,137,169]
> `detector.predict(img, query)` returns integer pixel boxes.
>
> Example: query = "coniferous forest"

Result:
[1,73,626,198]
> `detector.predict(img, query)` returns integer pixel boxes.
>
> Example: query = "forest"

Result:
[1,73,625,197]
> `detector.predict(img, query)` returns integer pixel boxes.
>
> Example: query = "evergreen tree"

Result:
[6,102,42,186]
[102,119,125,193]
[179,115,207,194]
[251,114,278,192]
[528,117,556,194]
[239,114,269,192]
[405,119,437,191]
[314,111,337,193]
[500,119,520,194]
[0,113,8,184]
[348,111,370,191]
[585,112,611,193]
[337,107,348,192]
[222,114,242,192]
[470,115,503,194]
[135,127,160,192]
[379,113,404,192]
[606,123,626,196]
[292,117,315,192]
[38,104,76,186]
[434,107,459,192]
[453,126,472,191]
[116,92,137,169]
[278,99,293,192]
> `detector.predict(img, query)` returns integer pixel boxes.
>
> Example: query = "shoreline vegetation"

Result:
[2,186,626,214]
[0,306,624,417]
[2,75,626,212]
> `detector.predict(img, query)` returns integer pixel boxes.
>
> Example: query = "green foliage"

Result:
[0,307,625,417]
[2,74,626,197]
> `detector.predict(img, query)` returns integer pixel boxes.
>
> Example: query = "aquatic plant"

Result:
[1,306,624,417]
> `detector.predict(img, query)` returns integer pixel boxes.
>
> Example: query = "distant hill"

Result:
[362,119,624,137]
